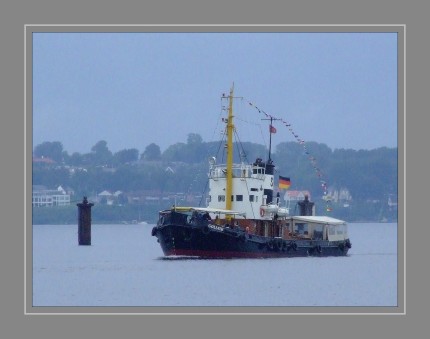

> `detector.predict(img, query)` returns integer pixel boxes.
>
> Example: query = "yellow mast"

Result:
[226,84,234,213]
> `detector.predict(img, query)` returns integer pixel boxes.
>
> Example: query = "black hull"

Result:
[152,223,351,259]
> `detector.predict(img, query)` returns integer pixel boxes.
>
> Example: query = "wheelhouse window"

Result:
[252,168,265,174]
[236,195,243,201]
[218,195,225,202]
[249,195,254,202]
[336,227,344,235]
[313,225,324,239]
[295,223,308,235]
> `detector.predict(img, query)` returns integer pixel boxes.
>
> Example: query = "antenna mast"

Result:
[226,84,234,212]
[262,116,282,162]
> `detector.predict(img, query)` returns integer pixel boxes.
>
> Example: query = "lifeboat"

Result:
[277,207,289,217]
[259,204,279,217]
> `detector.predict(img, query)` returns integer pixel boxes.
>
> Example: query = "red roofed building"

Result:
[32,156,56,165]
[284,190,311,202]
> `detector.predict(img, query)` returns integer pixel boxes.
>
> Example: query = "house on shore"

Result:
[32,185,71,207]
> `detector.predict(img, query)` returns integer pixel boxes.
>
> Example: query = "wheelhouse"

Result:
[290,216,348,241]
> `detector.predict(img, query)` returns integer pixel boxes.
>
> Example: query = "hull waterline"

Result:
[153,223,351,259]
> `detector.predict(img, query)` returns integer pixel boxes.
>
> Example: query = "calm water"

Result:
[32,223,398,307]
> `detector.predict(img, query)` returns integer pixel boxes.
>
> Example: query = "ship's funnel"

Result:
[298,195,314,216]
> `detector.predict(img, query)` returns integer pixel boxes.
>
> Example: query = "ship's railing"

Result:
[209,163,266,180]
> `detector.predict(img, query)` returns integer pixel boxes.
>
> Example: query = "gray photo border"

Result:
[3,0,423,337]
[25,24,405,315]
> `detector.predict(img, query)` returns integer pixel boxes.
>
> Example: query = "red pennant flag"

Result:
[269,125,277,133]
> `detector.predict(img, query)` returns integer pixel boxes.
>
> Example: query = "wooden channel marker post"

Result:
[77,196,94,245]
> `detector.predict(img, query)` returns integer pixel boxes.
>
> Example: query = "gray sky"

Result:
[33,32,398,154]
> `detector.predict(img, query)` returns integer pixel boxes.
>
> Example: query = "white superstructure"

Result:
[207,158,287,220]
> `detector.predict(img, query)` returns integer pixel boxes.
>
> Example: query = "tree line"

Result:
[33,133,398,206]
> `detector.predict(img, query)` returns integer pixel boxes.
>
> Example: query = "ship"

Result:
[151,86,351,258]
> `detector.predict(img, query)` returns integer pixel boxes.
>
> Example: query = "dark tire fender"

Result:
[151,227,157,236]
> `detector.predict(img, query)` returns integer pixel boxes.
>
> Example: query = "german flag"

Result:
[278,176,291,189]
